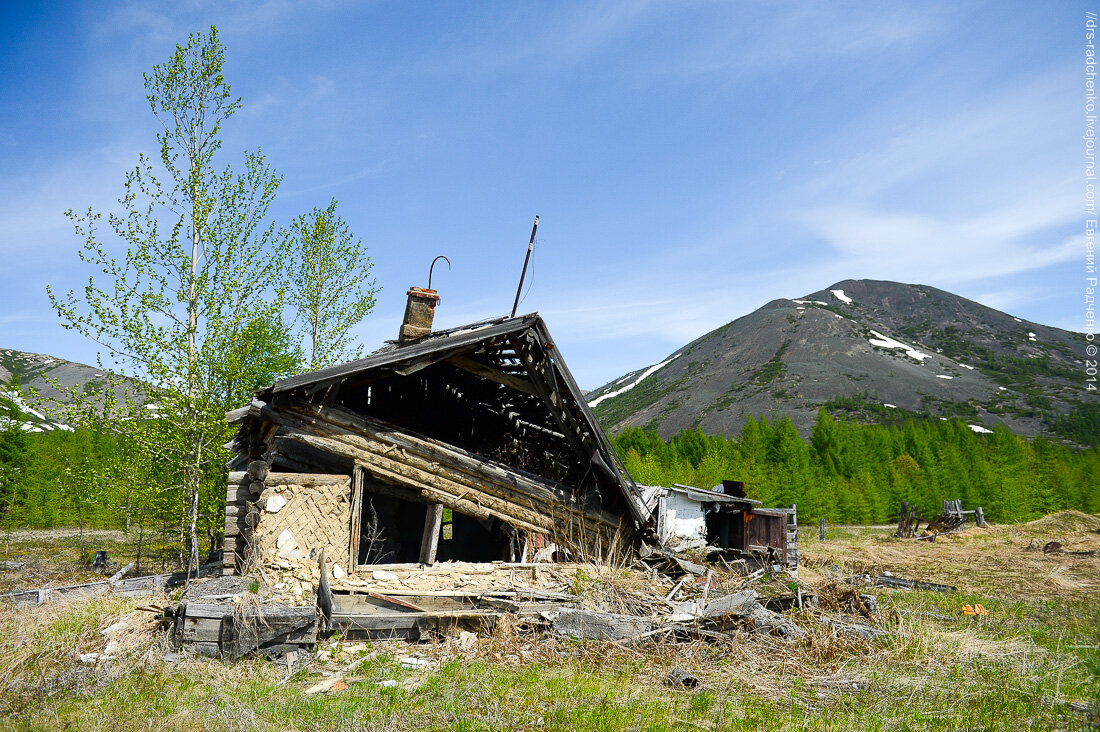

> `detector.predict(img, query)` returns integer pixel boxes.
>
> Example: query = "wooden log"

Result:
[226,484,256,502]
[854,574,956,593]
[819,518,826,541]
[264,472,351,487]
[248,460,270,482]
[107,562,135,585]
[286,432,536,529]
[349,468,364,570]
[277,402,592,516]
[419,503,443,565]
[219,605,318,659]
[331,609,500,633]
[275,407,621,534]
[702,590,758,619]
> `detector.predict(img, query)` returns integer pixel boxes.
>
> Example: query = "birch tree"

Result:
[49,27,298,571]
[284,199,379,370]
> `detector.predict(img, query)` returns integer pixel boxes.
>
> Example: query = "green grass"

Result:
[1,517,1097,730]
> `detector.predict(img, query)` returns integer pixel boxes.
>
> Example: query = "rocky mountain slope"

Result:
[587,280,1094,441]
[0,348,130,432]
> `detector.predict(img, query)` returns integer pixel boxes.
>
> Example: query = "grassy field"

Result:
[0,513,1097,731]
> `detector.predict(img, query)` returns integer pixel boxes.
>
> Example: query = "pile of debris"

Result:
[166,544,894,661]
[896,499,986,540]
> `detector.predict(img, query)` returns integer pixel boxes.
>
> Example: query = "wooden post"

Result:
[896,501,909,537]
[349,468,364,571]
[419,503,443,565]
[819,518,825,541]
[975,506,985,527]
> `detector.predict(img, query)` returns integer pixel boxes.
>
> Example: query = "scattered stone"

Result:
[747,605,806,641]
[79,653,100,664]
[458,631,477,651]
[332,563,345,580]
[372,570,399,581]
[265,494,287,513]
[101,617,131,636]
[665,669,700,688]
[276,529,298,558]
[399,656,432,669]
[377,679,399,688]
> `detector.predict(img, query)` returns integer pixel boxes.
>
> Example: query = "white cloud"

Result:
[801,205,1079,285]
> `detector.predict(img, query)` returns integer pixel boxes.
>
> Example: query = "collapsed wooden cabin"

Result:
[223,290,653,578]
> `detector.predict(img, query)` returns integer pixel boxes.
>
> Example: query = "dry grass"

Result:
[0,511,1096,730]
[0,593,168,716]
[802,510,1100,602]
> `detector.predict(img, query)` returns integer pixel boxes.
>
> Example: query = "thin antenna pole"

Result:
[511,215,539,317]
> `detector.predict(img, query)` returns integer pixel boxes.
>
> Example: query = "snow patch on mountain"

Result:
[830,289,853,304]
[588,354,681,408]
[867,330,930,362]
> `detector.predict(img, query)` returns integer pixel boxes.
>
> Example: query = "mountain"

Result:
[587,279,1095,442]
[0,348,130,432]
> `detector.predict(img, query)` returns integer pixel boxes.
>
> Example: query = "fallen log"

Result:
[850,574,956,593]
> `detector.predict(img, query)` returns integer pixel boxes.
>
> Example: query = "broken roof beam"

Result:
[277,400,585,508]
[509,333,600,473]
[444,354,536,395]
[509,329,642,522]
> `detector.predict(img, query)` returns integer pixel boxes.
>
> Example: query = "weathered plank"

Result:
[419,503,443,565]
[219,606,318,659]
[702,590,757,619]
[552,608,653,641]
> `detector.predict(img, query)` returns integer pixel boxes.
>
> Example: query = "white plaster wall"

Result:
[665,491,707,543]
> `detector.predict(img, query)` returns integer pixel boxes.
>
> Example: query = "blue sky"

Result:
[0,1,1088,389]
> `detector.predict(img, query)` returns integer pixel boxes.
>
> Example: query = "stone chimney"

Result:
[398,287,440,343]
